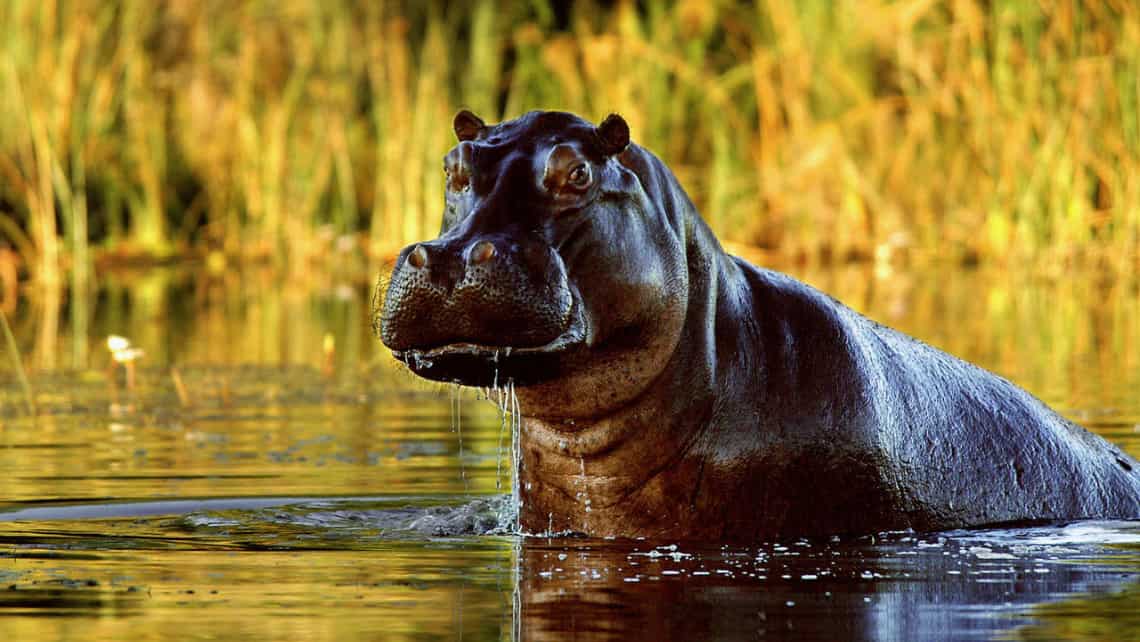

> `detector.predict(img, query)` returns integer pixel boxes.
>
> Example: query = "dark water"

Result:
[1,263,1138,641]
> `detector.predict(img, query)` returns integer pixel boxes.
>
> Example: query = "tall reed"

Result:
[0,306,35,414]
[0,0,1136,277]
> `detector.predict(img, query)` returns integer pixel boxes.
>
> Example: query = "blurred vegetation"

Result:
[1,0,1138,286]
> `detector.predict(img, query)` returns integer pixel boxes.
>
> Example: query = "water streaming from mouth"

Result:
[509,381,521,534]
[450,384,468,490]
[483,377,522,534]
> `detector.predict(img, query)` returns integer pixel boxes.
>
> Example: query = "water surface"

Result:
[1,263,1138,641]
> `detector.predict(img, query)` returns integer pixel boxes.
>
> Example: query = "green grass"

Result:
[1,0,1137,281]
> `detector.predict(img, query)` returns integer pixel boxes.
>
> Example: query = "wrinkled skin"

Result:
[376,110,1140,539]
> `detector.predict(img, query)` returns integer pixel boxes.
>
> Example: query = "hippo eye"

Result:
[568,164,590,187]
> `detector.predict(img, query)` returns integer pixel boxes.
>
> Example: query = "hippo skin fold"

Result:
[375,109,1140,540]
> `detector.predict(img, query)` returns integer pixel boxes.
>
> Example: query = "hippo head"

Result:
[376,110,691,414]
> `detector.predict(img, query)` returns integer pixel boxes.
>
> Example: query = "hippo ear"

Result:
[595,113,630,156]
[453,110,486,142]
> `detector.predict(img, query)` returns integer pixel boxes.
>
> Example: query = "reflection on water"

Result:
[517,526,1140,642]
[0,505,1137,641]
[0,262,1138,641]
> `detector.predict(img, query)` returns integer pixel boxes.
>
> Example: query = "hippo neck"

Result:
[516,216,739,536]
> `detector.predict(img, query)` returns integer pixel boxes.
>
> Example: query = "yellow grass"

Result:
[0,0,1137,282]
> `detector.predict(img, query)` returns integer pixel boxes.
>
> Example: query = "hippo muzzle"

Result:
[378,230,585,386]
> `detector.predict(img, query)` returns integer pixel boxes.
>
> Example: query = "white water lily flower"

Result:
[112,347,145,363]
[107,335,143,363]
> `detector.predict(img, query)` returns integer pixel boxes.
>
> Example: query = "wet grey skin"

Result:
[374,109,1140,540]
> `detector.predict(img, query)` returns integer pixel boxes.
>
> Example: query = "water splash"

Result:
[176,496,519,537]
[405,496,516,535]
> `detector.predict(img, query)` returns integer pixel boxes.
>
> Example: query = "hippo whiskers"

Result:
[376,109,1140,539]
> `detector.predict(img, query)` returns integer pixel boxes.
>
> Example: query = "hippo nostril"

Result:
[407,245,429,269]
[469,240,496,265]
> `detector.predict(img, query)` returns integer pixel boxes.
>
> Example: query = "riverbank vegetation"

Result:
[1,0,1137,286]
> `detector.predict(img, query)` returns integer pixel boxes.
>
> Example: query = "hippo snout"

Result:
[378,235,575,353]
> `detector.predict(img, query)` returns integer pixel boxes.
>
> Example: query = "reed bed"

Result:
[0,0,1137,282]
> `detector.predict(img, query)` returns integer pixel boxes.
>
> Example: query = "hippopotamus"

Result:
[375,109,1140,539]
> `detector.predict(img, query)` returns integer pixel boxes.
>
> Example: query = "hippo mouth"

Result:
[389,302,588,387]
